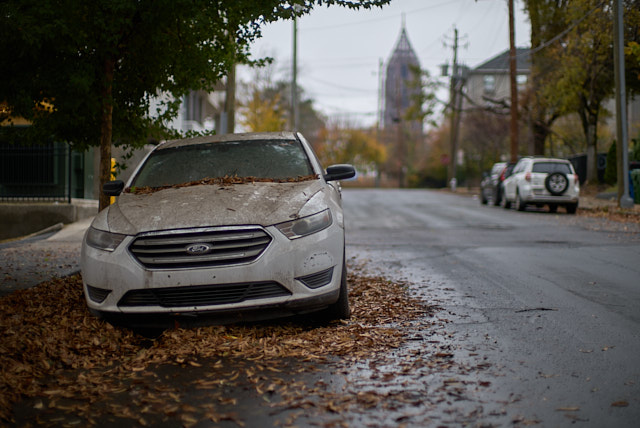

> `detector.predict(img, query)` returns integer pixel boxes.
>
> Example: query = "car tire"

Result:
[545,172,569,195]
[481,192,488,205]
[566,203,578,214]
[318,258,350,321]
[548,204,558,213]
[493,187,502,206]
[515,191,526,211]
[501,195,511,209]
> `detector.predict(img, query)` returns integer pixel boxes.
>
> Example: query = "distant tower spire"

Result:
[401,12,406,29]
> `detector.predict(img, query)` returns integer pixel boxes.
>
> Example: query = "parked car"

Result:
[81,132,356,327]
[502,157,580,213]
[494,161,517,206]
[480,162,516,206]
[480,162,506,205]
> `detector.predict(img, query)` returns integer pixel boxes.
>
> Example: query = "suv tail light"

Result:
[525,172,531,182]
[574,174,579,184]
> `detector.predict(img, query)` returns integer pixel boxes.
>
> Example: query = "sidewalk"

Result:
[0,217,93,297]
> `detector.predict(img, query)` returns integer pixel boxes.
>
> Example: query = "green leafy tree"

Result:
[543,0,613,183]
[526,0,640,182]
[0,0,389,209]
[522,0,569,156]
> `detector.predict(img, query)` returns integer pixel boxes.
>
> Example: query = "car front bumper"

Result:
[80,222,345,322]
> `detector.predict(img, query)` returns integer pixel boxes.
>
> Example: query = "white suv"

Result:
[502,157,580,214]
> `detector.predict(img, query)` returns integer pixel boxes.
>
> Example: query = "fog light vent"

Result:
[87,285,111,303]
[297,267,334,289]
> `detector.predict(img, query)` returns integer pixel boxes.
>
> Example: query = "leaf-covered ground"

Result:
[0,263,436,426]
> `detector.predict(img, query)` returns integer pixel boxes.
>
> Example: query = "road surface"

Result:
[343,188,640,426]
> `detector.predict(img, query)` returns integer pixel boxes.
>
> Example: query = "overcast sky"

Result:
[242,0,531,128]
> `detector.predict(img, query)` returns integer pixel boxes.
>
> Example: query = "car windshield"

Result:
[532,162,572,174]
[131,139,315,188]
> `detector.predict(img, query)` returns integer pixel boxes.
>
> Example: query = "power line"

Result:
[301,0,460,32]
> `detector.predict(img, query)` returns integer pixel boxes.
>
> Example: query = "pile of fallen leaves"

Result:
[0,266,430,424]
[578,205,640,224]
[127,174,319,195]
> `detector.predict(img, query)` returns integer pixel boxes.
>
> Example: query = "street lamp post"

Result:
[613,0,634,208]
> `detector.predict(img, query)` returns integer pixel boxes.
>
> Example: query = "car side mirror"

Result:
[103,180,125,197]
[324,164,356,182]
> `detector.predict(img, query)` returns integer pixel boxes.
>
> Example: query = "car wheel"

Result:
[566,203,578,214]
[481,191,488,205]
[318,258,350,321]
[515,191,526,211]
[501,194,511,209]
[545,172,569,195]
[548,204,558,213]
[493,187,502,206]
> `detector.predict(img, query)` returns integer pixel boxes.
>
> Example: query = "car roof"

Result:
[524,157,571,163]
[157,132,299,150]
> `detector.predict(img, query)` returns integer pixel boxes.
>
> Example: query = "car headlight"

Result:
[85,227,127,251]
[275,209,332,240]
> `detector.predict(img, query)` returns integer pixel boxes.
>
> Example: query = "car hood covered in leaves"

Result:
[96,180,327,235]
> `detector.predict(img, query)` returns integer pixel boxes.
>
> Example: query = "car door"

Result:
[503,160,524,200]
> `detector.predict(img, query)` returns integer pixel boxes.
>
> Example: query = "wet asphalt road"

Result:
[342,188,640,427]
[4,189,640,427]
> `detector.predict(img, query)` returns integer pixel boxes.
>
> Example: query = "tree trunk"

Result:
[99,58,115,211]
[531,115,549,156]
[579,102,599,183]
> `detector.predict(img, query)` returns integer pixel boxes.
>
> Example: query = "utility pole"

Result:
[447,27,459,186]
[376,58,384,188]
[291,11,299,131]
[508,0,518,162]
[613,0,634,208]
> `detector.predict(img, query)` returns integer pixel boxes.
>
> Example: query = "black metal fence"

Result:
[0,141,73,202]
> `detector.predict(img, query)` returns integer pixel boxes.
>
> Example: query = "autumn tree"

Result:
[316,122,387,175]
[0,0,390,210]
[460,110,510,173]
[238,62,326,149]
[239,66,287,132]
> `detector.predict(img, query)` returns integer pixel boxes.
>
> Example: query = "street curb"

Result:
[0,222,64,244]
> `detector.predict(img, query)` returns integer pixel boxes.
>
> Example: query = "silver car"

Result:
[502,157,580,213]
[81,132,355,327]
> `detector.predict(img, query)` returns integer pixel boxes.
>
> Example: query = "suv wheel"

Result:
[545,172,569,195]
[501,195,511,209]
[515,191,527,211]
[566,203,578,214]
[493,186,502,206]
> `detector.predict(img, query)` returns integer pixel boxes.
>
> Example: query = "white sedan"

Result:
[81,132,355,328]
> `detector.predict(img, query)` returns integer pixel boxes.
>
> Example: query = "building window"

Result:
[184,92,202,123]
[483,75,495,93]
[517,74,528,86]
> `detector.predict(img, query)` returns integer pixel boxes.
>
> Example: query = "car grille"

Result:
[129,227,272,269]
[118,281,291,308]
[297,267,334,289]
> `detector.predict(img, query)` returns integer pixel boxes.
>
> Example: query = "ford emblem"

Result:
[185,243,213,255]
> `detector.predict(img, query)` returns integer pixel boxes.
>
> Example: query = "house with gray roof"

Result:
[463,48,531,112]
